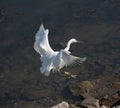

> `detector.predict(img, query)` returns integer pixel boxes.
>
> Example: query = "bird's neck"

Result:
[64,40,73,51]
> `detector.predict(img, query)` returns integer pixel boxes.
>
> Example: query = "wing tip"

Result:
[76,57,87,64]
[40,24,45,30]
[40,24,49,34]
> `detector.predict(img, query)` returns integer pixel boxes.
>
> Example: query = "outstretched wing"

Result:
[61,50,86,67]
[34,24,55,61]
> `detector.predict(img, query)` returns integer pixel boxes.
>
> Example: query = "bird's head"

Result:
[64,38,81,51]
[70,38,80,43]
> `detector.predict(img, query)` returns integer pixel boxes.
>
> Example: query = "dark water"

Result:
[0,0,120,107]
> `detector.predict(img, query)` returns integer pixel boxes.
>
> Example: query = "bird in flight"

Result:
[34,24,86,76]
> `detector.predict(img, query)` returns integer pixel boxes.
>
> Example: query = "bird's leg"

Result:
[63,71,78,78]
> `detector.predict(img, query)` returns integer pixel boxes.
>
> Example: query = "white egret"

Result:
[34,24,86,76]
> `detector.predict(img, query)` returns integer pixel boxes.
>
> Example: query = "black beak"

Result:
[77,40,84,43]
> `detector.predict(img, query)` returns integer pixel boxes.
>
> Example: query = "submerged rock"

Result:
[70,78,120,108]
[112,82,120,90]
[70,77,120,99]
[70,80,94,98]
[100,90,120,107]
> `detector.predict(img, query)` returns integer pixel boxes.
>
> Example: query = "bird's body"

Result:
[34,24,86,76]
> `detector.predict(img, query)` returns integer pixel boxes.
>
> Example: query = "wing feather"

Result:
[61,50,86,67]
[34,24,55,61]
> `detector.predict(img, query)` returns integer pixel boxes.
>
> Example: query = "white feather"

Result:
[34,24,86,76]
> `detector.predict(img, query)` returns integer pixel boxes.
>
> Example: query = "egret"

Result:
[34,24,86,76]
